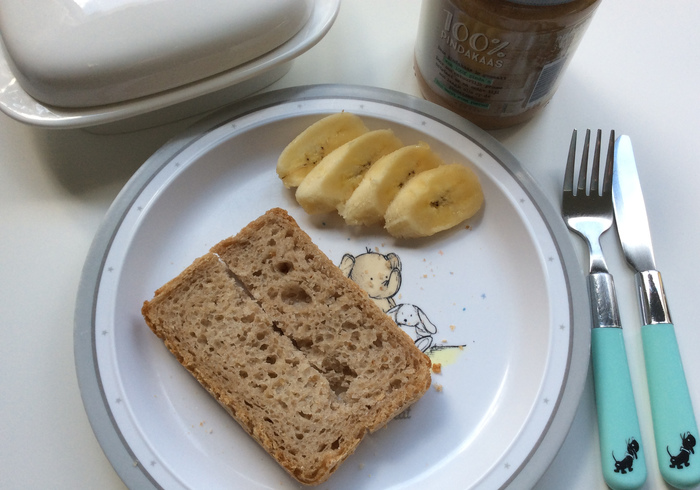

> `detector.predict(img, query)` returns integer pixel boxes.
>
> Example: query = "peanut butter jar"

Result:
[414,0,602,129]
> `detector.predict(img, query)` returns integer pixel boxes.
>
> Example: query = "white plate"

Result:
[0,1,339,131]
[75,85,589,489]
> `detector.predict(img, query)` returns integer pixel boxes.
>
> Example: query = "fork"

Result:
[562,129,647,489]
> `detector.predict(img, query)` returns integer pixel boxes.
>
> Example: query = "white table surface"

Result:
[2,1,699,489]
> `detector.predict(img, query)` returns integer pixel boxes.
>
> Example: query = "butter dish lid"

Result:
[0,0,313,108]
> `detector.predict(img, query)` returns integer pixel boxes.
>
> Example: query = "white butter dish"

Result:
[0,0,339,131]
[0,0,312,107]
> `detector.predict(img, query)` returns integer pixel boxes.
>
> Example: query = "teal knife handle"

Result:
[592,327,647,489]
[642,322,700,489]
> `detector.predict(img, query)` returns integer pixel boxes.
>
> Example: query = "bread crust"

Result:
[142,208,431,485]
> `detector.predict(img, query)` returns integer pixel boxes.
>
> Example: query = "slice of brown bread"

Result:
[142,208,431,485]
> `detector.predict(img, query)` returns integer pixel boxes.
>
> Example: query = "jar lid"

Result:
[0,0,313,108]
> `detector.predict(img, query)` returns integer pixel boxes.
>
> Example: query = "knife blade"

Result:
[613,135,700,489]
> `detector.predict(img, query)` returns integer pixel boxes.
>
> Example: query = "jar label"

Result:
[415,0,595,120]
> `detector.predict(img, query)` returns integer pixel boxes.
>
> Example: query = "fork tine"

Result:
[590,129,602,196]
[564,129,577,193]
[577,129,591,195]
[602,130,615,194]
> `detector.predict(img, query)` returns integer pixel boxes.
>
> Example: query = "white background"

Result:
[1,1,699,489]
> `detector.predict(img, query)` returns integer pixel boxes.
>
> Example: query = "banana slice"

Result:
[295,129,403,214]
[341,143,443,226]
[276,112,369,188]
[384,163,484,238]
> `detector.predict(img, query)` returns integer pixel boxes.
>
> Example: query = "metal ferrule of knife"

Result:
[635,269,672,325]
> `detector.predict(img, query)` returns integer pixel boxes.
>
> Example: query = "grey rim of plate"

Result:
[73,84,589,489]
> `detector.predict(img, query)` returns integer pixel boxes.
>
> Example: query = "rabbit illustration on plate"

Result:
[388,303,437,353]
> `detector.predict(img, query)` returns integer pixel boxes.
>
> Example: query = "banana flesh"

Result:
[277,113,484,238]
[340,143,444,226]
[384,163,484,238]
[276,112,369,189]
[295,129,403,214]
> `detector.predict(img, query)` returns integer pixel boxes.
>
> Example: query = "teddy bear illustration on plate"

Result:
[339,248,463,358]
[339,248,402,313]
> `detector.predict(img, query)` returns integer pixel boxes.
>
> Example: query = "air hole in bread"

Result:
[291,336,314,350]
[275,261,293,274]
[266,355,277,364]
[298,411,312,420]
[373,335,383,348]
[280,285,311,305]
[330,437,341,450]
[321,355,357,396]
[326,291,342,304]
[390,379,403,390]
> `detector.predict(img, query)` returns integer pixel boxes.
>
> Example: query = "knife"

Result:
[613,135,700,489]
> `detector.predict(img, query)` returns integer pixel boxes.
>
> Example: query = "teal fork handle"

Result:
[642,323,700,489]
[592,327,647,489]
